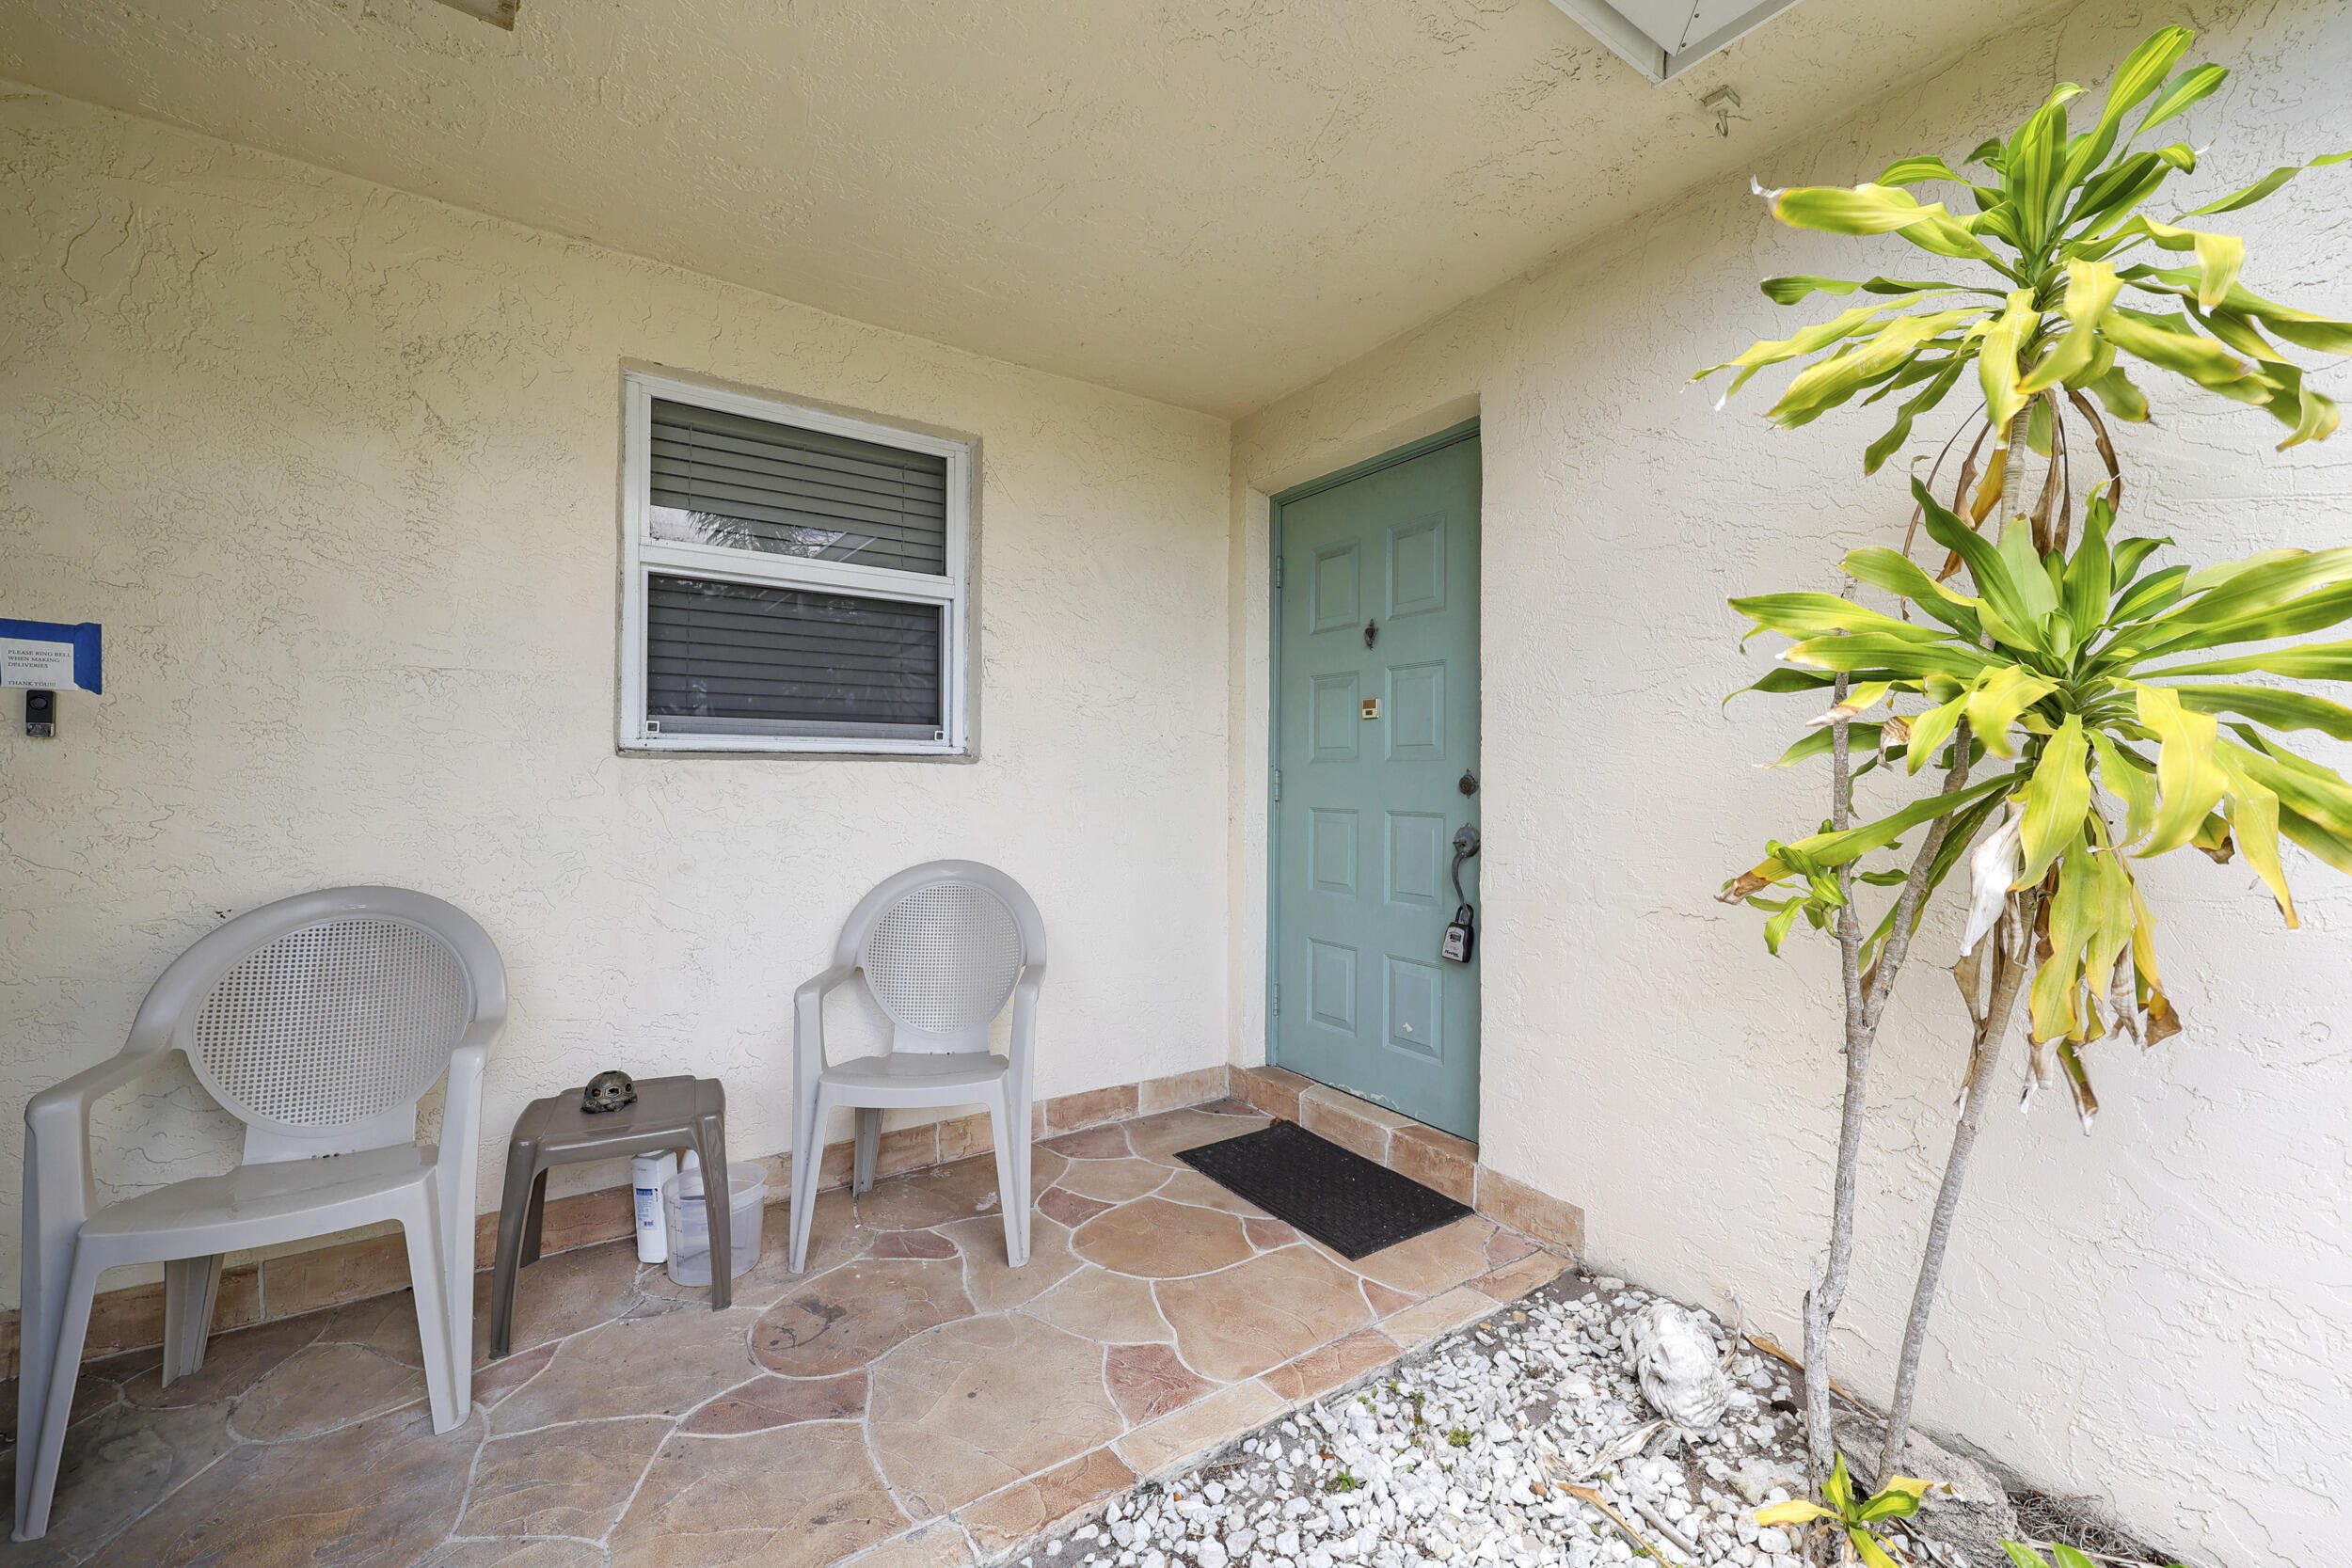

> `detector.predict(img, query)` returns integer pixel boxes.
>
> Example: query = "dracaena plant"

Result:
[1695,22,2352,1512]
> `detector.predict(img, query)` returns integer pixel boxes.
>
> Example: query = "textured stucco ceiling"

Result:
[2,0,2055,415]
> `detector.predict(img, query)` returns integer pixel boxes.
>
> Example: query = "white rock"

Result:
[1754,1528,1790,1555]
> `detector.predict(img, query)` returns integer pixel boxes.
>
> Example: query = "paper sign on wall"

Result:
[0,620,103,692]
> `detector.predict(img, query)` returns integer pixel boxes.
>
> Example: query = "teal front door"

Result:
[1271,428,1481,1141]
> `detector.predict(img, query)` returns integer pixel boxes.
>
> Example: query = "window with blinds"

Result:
[621,373,972,755]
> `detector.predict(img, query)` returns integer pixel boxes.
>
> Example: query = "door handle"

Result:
[1449,824,1480,906]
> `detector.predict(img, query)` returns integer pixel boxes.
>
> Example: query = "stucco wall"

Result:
[1232,3,2352,1564]
[0,87,1232,1299]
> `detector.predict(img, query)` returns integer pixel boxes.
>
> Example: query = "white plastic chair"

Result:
[12,887,504,1542]
[788,861,1044,1273]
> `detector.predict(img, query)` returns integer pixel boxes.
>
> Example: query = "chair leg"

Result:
[1013,1085,1036,1263]
[787,1085,825,1274]
[159,1254,223,1388]
[18,1248,102,1542]
[691,1113,733,1312]
[987,1087,1027,1269]
[489,1140,543,1360]
[851,1107,882,1194]
[400,1199,467,1433]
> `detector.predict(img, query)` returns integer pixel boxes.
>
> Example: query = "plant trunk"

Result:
[1863,403,2040,1483]
[1875,888,2043,1481]
[1801,674,1863,1481]
[1802,718,1976,1482]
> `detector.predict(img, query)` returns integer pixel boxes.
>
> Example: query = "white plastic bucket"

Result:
[661,1160,766,1287]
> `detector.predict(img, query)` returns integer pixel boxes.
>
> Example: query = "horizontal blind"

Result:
[649,399,949,577]
[646,575,944,738]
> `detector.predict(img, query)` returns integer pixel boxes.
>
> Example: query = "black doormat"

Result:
[1175,1118,1471,1259]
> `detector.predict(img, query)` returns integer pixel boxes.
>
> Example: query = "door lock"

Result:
[1458,769,1478,797]
[1441,824,1481,963]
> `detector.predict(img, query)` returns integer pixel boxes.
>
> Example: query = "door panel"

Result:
[1273,433,1480,1141]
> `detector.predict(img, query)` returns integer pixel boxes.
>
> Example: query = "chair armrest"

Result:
[21,1049,166,1422]
[24,1050,165,1209]
[434,1043,490,1179]
[1007,962,1046,1074]
[794,965,858,1076]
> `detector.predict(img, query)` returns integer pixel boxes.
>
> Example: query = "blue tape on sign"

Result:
[0,619,103,693]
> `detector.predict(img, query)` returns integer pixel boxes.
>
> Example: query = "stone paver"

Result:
[14,1098,1558,1568]
[462,1416,671,1537]
[751,1257,974,1376]
[611,1420,906,1568]
[1154,1245,1372,1382]
[1071,1196,1253,1277]
[867,1314,1124,1515]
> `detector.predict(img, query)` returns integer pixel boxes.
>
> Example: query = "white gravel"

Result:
[1030,1271,1977,1568]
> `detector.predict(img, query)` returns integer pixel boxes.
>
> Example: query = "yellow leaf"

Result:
[2020,261,2123,393]
[1755,1501,1835,1527]
[1851,1528,1904,1568]
[2135,686,2231,855]
[2016,715,2091,887]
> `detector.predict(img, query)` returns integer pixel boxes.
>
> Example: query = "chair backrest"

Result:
[130,887,506,1163]
[837,862,1044,1053]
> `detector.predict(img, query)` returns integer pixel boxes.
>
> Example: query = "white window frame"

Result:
[618,371,973,757]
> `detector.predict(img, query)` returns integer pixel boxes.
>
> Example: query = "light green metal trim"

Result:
[1266,419,1480,509]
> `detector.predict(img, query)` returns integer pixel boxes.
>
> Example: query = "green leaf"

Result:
[1913,479,2042,646]
[2171,684,2352,740]
[1996,516,2061,619]
[2278,803,2352,874]
[1773,184,1953,235]
[2144,581,2352,654]
[1756,773,2018,875]
[2110,215,2245,308]
[1767,723,1885,768]
[2070,25,2195,182]
[2001,1545,2055,1568]
[2085,363,2151,420]
[1865,353,1973,472]
[2163,547,2352,626]
[1731,592,1953,644]
[2101,306,2266,395]
[1725,668,1841,704]
[2144,639,2352,680]
[1841,546,1984,636]
[1902,691,1969,775]
[1824,1454,1855,1515]
[2134,62,2228,139]
[2179,150,2352,216]
[2119,268,2352,355]
[1770,311,1988,428]
[1760,274,1991,305]
[1966,664,2058,757]
[2108,562,2191,626]
[1695,304,1896,395]
[1779,634,1990,681]
[2090,730,2157,844]
[2062,499,2114,630]
[2112,535,2171,584]
[2233,733,2352,840]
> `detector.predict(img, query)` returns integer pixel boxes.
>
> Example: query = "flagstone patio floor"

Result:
[0,1099,1565,1568]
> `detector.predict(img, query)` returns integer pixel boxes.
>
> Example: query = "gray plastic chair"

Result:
[787,861,1045,1272]
[12,887,504,1542]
